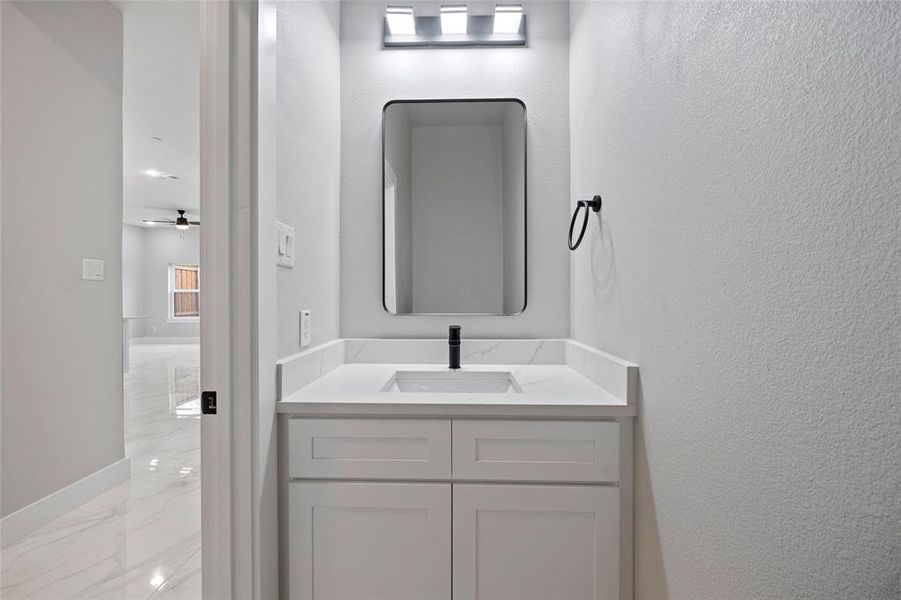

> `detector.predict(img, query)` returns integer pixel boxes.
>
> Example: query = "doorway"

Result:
[120,1,203,595]
[1,2,253,598]
[1,1,203,598]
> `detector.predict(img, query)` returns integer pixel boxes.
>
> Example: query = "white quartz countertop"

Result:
[277,363,635,418]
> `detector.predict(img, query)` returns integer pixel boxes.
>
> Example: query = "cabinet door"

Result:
[288,482,451,600]
[453,484,620,600]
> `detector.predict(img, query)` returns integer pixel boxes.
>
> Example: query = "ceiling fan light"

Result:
[174,209,191,230]
[141,210,196,229]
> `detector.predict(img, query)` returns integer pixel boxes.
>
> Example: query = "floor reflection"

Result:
[168,364,200,419]
[0,344,202,600]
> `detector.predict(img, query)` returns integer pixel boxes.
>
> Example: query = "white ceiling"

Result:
[120,1,200,226]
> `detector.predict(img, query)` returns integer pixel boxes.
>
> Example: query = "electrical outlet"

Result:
[82,258,104,281]
[300,309,311,348]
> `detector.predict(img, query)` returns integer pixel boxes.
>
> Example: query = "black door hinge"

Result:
[201,391,217,415]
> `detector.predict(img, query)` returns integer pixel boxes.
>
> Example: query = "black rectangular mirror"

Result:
[383,99,526,315]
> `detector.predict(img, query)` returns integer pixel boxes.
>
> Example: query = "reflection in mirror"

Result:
[383,99,526,315]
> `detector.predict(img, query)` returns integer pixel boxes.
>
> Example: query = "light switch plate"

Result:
[277,221,295,268]
[300,309,311,348]
[82,258,104,281]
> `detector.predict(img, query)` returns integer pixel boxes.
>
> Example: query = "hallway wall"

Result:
[1,0,125,518]
[569,2,901,598]
[122,224,146,338]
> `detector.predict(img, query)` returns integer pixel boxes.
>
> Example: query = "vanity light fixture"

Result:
[383,3,526,48]
[493,3,523,34]
[385,5,415,36]
[440,5,468,34]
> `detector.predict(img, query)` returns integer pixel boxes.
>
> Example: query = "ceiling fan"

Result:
[143,210,199,230]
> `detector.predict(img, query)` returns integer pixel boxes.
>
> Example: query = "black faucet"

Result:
[448,325,461,369]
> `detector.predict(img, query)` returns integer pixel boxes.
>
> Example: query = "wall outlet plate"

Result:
[277,221,295,268]
[300,309,311,348]
[82,258,104,281]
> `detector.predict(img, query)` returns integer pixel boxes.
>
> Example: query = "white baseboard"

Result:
[1,457,131,549]
[132,336,200,345]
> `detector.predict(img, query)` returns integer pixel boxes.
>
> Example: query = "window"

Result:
[168,264,199,321]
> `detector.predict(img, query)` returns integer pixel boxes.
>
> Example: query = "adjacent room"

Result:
[2,1,202,598]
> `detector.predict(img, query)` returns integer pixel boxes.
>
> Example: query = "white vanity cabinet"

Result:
[283,417,633,600]
[453,484,620,600]
[288,482,451,600]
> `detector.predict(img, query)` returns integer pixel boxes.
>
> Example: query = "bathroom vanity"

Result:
[277,339,637,600]
[275,93,637,599]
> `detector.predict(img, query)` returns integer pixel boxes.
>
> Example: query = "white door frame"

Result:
[199,1,256,597]
[252,0,280,598]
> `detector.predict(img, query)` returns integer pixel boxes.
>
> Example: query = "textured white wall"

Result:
[276,0,341,359]
[141,227,200,338]
[340,0,569,338]
[1,0,124,516]
[569,2,901,598]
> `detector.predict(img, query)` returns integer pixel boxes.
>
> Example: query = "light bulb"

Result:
[493,3,522,34]
[386,6,415,35]
[440,5,468,34]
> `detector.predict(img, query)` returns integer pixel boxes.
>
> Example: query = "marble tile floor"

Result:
[1,344,202,600]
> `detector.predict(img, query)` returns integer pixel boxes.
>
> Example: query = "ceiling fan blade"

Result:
[142,219,176,225]
[188,221,201,225]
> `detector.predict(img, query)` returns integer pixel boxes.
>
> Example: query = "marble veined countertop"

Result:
[277,362,635,418]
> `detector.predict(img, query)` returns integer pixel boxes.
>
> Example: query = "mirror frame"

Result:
[381,98,528,316]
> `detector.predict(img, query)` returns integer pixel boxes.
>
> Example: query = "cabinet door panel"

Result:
[289,482,451,600]
[453,484,620,600]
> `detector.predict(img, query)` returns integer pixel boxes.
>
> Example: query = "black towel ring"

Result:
[568,195,602,251]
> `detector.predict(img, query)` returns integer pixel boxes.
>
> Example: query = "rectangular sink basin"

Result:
[381,371,522,394]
